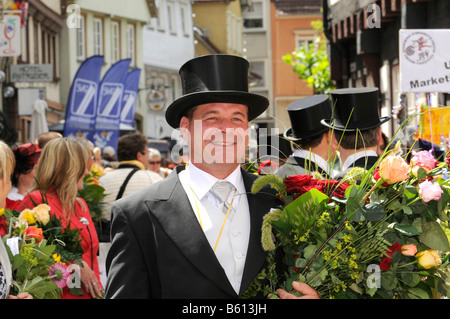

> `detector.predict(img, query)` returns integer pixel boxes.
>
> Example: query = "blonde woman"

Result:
[0,140,32,299]
[20,138,103,299]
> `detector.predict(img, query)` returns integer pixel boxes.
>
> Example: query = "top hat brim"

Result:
[165,91,269,128]
[320,116,391,132]
[283,126,328,142]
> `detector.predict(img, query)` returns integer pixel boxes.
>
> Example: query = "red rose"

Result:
[258,159,276,175]
[373,169,389,187]
[24,226,44,243]
[0,216,7,237]
[380,242,402,271]
[283,175,313,194]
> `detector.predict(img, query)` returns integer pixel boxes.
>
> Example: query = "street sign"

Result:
[10,64,53,82]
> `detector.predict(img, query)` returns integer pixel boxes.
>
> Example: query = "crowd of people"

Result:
[0,54,432,300]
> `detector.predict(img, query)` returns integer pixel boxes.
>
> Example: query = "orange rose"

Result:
[401,243,417,256]
[24,226,44,243]
[378,155,411,184]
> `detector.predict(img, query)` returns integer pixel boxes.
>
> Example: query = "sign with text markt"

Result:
[400,29,450,92]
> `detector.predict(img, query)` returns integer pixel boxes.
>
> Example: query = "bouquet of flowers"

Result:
[0,203,84,298]
[78,163,106,224]
[244,150,450,299]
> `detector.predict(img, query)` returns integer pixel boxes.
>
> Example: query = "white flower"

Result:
[79,217,89,225]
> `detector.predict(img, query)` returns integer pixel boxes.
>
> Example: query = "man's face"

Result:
[180,103,249,167]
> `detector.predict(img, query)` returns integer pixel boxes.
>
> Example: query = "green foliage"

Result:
[282,20,335,94]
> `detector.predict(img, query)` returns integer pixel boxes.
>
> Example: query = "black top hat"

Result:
[321,87,390,131]
[284,94,332,141]
[165,55,269,128]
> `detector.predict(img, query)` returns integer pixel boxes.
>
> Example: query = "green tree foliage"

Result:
[282,20,335,94]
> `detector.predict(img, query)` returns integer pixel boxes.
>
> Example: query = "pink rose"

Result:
[418,180,443,202]
[411,150,437,169]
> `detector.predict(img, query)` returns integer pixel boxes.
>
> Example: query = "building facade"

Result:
[324,0,450,139]
[143,0,194,141]
[59,0,154,134]
[2,0,64,145]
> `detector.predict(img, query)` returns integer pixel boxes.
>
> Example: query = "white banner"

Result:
[399,29,450,92]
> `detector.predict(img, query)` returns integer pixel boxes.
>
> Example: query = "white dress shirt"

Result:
[179,162,250,294]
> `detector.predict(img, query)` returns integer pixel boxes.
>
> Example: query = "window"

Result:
[93,17,103,56]
[249,61,265,89]
[111,21,120,63]
[180,3,190,36]
[76,15,85,60]
[156,0,165,31]
[167,1,176,34]
[127,24,136,66]
[242,0,263,30]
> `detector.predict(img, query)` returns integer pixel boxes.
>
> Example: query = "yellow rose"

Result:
[378,155,411,184]
[18,209,36,225]
[32,204,51,225]
[416,249,441,269]
[0,208,5,216]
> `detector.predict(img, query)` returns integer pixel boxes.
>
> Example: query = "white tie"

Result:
[210,181,234,214]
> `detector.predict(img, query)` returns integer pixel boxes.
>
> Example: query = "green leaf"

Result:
[394,224,420,237]
[407,287,430,299]
[363,202,386,221]
[419,221,450,251]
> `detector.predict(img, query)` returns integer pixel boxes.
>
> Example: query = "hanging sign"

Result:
[400,29,450,92]
[0,15,21,57]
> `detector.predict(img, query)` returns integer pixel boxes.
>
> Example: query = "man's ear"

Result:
[331,131,340,150]
[179,116,190,142]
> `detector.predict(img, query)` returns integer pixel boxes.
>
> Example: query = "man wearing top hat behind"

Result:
[274,95,337,179]
[105,54,319,299]
[321,87,391,179]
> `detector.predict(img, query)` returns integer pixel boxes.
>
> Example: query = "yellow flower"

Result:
[0,208,5,216]
[378,154,411,184]
[416,249,441,269]
[32,204,51,225]
[52,253,61,263]
[18,209,36,225]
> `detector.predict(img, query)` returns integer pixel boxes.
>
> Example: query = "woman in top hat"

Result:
[105,54,319,299]
[321,87,391,179]
[275,94,337,179]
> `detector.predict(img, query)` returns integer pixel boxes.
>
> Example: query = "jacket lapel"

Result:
[239,169,274,295]
[144,166,237,297]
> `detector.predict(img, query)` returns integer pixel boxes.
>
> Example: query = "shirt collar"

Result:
[186,161,243,200]
[292,149,333,175]
[342,150,378,171]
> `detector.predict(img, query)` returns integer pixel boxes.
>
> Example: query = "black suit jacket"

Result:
[105,165,280,299]
[336,155,379,179]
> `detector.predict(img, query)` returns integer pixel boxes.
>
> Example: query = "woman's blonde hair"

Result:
[0,140,15,184]
[31,137,88,216]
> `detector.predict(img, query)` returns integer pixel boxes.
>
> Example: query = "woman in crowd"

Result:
[6,143,41,209]
[20,137,103,299]
[0,140,32,299]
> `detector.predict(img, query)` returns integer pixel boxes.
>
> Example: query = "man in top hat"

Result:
[321,87,391,179]
[275,94,337,179]
[105,54,319,299]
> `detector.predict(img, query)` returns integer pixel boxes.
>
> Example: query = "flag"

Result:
[93,59,130,151]
[120,68,141,128]
[64,55,104,141]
